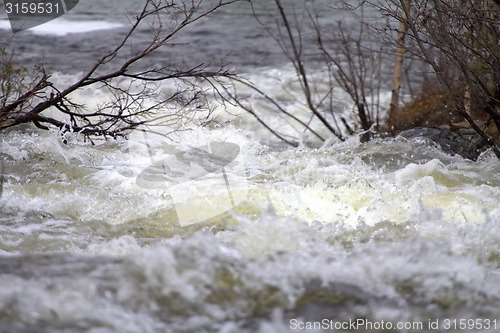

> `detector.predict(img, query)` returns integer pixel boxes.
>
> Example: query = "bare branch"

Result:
[1,0,237,139]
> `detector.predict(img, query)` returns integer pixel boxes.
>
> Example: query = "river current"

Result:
[1,1,500,332]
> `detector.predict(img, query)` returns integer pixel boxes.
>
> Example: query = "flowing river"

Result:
[1,1,500,332]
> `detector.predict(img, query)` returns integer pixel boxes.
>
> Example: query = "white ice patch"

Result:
[0,18,123,35]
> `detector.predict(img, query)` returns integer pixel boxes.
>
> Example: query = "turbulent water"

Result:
[1,1,500,332]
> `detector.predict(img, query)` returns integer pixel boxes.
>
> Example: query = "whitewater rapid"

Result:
[1,1,500,331]
[1,115,500,331]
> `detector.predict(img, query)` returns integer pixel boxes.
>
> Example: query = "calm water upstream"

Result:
[1,1,500,332]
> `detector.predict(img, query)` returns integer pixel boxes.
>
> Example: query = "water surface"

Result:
[1,1,500,332]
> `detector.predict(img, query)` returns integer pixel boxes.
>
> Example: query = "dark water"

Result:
[2,0,306,72]
[2,0,392,76]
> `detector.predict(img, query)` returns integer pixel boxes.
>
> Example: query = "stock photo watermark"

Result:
[128,127,249,227]
[4,0,79,33]
[290,318,498,331]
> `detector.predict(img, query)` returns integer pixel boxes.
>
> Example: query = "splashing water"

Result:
[1,116,500,332]
[1,1,500,331]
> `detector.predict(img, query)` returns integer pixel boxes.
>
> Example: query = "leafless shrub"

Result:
[368,0,500,157]
[0,0,237,139]
[224,0,389,146]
